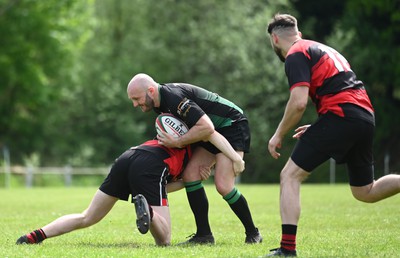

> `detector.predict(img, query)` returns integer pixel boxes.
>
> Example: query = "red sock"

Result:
[281,224,297,251]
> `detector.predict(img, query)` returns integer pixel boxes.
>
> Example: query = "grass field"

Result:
[1,184,399,257]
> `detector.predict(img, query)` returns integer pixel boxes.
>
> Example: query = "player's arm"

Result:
[178,112,244,174]
[158,114,214,148]
[158,114,244,173]
[207,131,245,175]
[268,86,309,159]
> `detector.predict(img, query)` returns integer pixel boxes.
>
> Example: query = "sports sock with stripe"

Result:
[224,187,257,233]
[26,229,47,243]
[185,181,212,236]
[281,224,297,251]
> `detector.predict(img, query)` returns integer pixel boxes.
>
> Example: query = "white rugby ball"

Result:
[155,113,189,138]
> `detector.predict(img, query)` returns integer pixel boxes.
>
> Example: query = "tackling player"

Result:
[16,140,209,246]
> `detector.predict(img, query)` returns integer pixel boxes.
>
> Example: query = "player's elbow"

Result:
[205,125,215,135]
[295,101,307,112]
[196,114,215,140]
[201,127,215,141]
[289,86,309,112]
[201,119,215,135]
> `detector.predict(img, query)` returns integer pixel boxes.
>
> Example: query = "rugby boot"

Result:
[178,233,215,245]
[245,227,263,244]
[266,247,297,257]
[133,194,150,234]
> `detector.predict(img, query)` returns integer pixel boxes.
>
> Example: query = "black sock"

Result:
[281,224,297,251]
[185,181,212,236]
[224,187,256,233]
[27,229,47,243]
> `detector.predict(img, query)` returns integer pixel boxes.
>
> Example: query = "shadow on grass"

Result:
[78,242,146,249]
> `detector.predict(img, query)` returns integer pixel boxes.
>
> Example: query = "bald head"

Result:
[127,73,159,112]
[127,73,157,93]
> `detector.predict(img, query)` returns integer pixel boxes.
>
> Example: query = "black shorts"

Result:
[99,149,169,206]
[195,120,251,154]
[291,112,375,186]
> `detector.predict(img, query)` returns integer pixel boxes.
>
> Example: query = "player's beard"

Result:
[273,45,286,63]
[141,93,155,112]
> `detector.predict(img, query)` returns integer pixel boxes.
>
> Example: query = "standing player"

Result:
[16,139,210,246]
[265,13,400,256]
[127,73,262,244]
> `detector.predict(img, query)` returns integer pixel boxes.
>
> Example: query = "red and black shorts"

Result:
[195,120,251,154]
[291,112,375,187]
[99,149,169,206]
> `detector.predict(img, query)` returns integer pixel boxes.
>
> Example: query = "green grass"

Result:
[1,184,399,257]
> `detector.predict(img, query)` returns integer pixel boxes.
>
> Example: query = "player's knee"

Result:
[81,212,101,228]
[351,186,378,203]
[280,169,307,184]
[214,182,232,196]
[156,241,170,246]
[155,237,171,246]
[214,177,234,196]
[152,230,171,246]
[353,194,377,203]
[214,183,227,196]
[182,166,202,181]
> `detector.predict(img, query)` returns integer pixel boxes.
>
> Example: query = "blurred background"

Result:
[1,0,399,186]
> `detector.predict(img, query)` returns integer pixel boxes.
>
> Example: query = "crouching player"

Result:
[16,139,211,246]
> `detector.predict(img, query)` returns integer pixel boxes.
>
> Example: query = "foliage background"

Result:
[1,0,399,184]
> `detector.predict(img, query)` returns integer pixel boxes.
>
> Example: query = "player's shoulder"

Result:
[161,83,185,93]
[162,82,192,88]
[159,83,179,96]
[288,39,318,55]
[162,82,200,97]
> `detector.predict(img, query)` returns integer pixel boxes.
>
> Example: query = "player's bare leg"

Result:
[351,174,400,203]
[279,159,309,225]
[150,206,171,246]
[16,190,117,244]
[214,151,262,244]
[42,190,117,237]
[183,147,215,182]
[213,152,237,195]
[269,158,309,256]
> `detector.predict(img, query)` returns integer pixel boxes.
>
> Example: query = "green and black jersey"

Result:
[154,83,246,129]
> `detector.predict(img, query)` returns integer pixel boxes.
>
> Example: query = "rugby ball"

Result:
[155,113,189,138]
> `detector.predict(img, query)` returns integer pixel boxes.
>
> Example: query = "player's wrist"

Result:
[175,138,186,148]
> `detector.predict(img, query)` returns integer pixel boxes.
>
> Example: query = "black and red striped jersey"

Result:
[285,39,374,122]
[136,140,192,178]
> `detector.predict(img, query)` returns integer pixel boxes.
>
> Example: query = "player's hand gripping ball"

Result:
[155,113,189,138]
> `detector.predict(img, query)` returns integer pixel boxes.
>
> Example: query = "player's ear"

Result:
[272,33,279,44]
[148,85,155,96]
[298,31,302,38]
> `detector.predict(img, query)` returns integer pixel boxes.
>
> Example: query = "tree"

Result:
[0,0,79,164]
